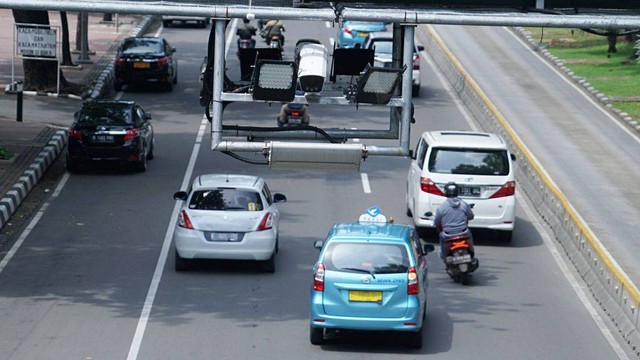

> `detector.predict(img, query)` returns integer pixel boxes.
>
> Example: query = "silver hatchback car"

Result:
[172,174,286,272]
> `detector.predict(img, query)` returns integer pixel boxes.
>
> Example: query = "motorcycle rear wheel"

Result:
[460,271,470,285]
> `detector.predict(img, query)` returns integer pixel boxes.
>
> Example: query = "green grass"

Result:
[0,145,14,160]
[525,28,640,119]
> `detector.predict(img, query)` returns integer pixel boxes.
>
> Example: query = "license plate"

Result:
[349,290,382,303]
[92,135,114,143]
[452,254,472,265]
[133,62,150,68]
[206,232,242,242]
[357,32,369,37]
[459,186,481,197]
[288,116,302,125]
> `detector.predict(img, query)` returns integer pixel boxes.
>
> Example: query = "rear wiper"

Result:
[342,267,376,279]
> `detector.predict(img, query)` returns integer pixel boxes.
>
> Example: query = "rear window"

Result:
[428,148,509,176]
[188,189,263,211]
[323,242,409,274]
[121,38,164,55]
[371,40,393,54]
[77,104,132,126]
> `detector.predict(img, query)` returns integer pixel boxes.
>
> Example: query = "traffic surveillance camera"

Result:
[297,43,328,94]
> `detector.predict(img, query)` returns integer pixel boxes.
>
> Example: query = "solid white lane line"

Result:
[517,192,630,360]
[361,173,371,194]
[0,173,70,275]
[127,117,207,360]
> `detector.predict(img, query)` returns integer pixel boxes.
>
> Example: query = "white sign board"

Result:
[16,26,57,58]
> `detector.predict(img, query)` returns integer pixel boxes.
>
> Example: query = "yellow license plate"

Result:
[357,32,369,37]
[349,290,382,302]
[133,62,150,68]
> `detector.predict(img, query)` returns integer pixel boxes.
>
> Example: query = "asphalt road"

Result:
[0,20,633,360]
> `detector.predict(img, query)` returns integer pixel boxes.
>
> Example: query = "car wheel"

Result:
[163,20,170,27]
[275,237,279,254]
[172,69,178,84]
[412,84,420,97]
[499,230,513,243]
[147,138,155,160]
[262,252,275,273]
[175,249,189,271]
[165,81,173,92]
[200,20,207,28]
[407,326,423,349]
[66,157,79,173]
[114,81,123,92]
[135,147,147,172]
[310,325,324,345]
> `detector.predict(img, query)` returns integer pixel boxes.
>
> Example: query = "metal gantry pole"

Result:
[399,25,414,155]
[211,19,226,149]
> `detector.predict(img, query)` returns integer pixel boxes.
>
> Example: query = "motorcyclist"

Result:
[277,102,310,127]
[236,17,257,49]
[260,19,285,47]
[433,182,475,262]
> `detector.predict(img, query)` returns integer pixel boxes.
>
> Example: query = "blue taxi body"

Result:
[310,208,434,348]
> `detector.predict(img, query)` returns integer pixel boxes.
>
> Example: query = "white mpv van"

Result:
[406,131,516,241]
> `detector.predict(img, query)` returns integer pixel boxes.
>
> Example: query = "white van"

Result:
[406,131,516,241]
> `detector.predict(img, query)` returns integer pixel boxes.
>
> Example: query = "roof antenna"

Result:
[226,174,230,182]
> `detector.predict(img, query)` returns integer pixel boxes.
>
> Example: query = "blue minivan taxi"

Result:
[310,207,435,348]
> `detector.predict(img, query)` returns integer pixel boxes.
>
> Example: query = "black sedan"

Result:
[66,100,155,172]
[114,37,178,91]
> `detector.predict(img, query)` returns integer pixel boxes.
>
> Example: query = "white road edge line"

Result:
[0,173,70,275]
[361,173,371,194]
[504,27,640,146]
[127,116,207,360]
[427,28,629,358]
[517,192,630,360]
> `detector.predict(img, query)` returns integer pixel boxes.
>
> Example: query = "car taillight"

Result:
[413,54,420,70]
[420,177,444,196]
[68,127,82,140]
[489,181,516,199]
[257,213,273,231]
[157,56,169,66]
[343,27,353,35]
[178,210,193,229]
[407,266,419,295]
[124,129,140,141]
[115,57,126,66]
[313,263,325,292]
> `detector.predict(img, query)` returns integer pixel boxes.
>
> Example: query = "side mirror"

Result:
[313,240,324,249]
[511,153,516,162]
[469,203,475,209]
[417,45,425,52]
[424,211,433,217]
[273,193,287,203]
[423,244,435,253]
[145,112,152,120]
[409,149,415,160]
[173,191,188,201]
[171,47,177,53]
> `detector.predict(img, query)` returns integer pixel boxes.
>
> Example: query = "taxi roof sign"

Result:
[358,206,387,224]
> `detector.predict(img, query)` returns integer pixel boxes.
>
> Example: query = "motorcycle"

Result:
[442,233,479,285]
[278,103,309,127]
[268,34,283,50]
[238,39,255,49]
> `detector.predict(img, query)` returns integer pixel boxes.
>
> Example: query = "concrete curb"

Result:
[0,129,67,229]
[511,27,640,135]
[0,16,153,232]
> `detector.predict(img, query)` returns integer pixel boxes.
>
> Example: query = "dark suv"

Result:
[66,100,155,172]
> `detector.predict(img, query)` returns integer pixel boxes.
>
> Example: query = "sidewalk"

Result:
[0,10,153,230]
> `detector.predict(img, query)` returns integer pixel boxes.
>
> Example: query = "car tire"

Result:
[412,84,420,97]
[165,81,173,92]
[66,158,79,173]
[310,325,324,345]
[262,252,275,273]
[499,230,513,243]
[175,249,189,271]
[135,147,147,172]
[114,81,123,92]
[163,20,171,27]
[147,138,155,160]
[173,70,178,84]
[407,326,423,349]
[200,20,207,28]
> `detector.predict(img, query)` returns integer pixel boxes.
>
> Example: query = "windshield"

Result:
[323,242,409,274]
[188,189,263,211]
[428,148,510,175]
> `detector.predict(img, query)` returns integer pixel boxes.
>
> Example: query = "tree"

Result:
[60,11,74,66]
[12,10,81,94]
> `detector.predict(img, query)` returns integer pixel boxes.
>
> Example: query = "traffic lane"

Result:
[0,26,210,359]
[429,24,640,285]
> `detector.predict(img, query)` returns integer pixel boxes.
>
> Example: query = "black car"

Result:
[66,100,155,172]
[114,37,178,91]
